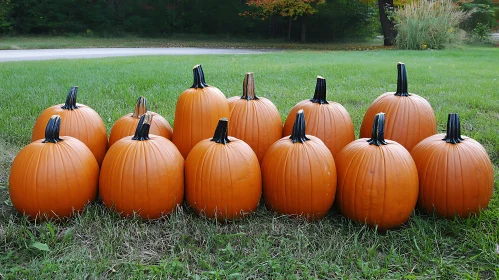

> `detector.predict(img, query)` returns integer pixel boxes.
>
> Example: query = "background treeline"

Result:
[0,0,378,41]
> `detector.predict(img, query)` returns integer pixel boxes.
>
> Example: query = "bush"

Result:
[393,0,472,50]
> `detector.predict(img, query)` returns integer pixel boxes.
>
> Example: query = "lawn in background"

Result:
[0,47,498,278]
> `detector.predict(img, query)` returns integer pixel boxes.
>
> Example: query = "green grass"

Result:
[0,35,388,51]
[1,47,498,278]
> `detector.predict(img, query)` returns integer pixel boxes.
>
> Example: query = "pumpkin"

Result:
[31,86,108,165]
[108,96,173,147]
[10,115,99,219]
[172,65,229,158]
[359,63,437,152]
[262,109,337,220]
[185,118,261,220]
[410,113,494,218]
[282,76,355,158]
[227,72,283,164]
[336,112,419,230]
[99,113,184,219]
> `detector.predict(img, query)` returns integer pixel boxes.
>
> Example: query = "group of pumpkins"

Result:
[9,63,495,230]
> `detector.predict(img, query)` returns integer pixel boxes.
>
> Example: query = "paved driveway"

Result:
[0,48,268,62]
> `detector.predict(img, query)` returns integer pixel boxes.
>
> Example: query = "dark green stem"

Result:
[191,64,210,89]
[241,72,259,100]
[395,62,410,97]
[442,113,464,144]
[211,118,231,145]
[132,96,148,118]
[367,113,388,146]
[290,109,310,143]
[132,113,152,141]
[310,76,328,104]
[43,115,63,143]
[61,86,79,110]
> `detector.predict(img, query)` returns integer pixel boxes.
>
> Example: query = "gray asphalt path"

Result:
[0,47,268,62]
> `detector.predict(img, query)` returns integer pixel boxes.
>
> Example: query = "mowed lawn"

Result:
[0,47,498,279]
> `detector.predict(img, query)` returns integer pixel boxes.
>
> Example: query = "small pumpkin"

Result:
[185,118,261,220]
[172,65,229,158]
[227,72,283,164]
[283,76,355,158]
[31,86,108,165]
[410,113,494,218]
[262,109,337,220]
[359,63,437,151]
[108,96,173,147]
[10,115,99,219]
[100,113,184,219]
[336,113,419,230]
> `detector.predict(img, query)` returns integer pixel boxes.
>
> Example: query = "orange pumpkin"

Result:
[172,65,229,158]
[411,113,494,218]
[227,72,283,164]
[108,96,173,147]
[359,63,436,151]
[31,86,108,165]
[336,113,419,230]
[283,76,355,158]
[10,115,99,220]
[262,110,337,220]
[185,118,261,220]
[99,113,184,219]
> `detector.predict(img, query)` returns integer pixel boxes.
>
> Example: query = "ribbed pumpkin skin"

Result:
[99,135,184,219]
[172,86,229,159]
[410,134,494,218]
[109,112,173,146]
[261,135,337,220]
[359,92,437,151]
[335,139,419,230]
[31,104,108,165]
[185,137,261,220]
[9,136,99,219]
[283,101,355,158]
[228,96,282,163]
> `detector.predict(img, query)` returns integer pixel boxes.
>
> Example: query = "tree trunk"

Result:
[300,16,307,43]
[378,0,397,46]
[287,16,292,40]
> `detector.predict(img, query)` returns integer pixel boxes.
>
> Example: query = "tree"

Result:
[245,0,326,42]
[377,0,397,46]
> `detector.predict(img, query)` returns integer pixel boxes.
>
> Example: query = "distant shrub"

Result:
[393,0,472,50]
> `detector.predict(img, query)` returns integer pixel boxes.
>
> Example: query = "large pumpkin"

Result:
[10,115,99,219]
[108,96,173,147]
[227,72,283,164]
[359,63,437,151]
[31,86,108,165]
[185,118,261,220]
[172,65,229,158]
[262,110,337,220]
[283,76,355,158]
[410,113,494,218]
[100,113,184,219]
[336,113,419,230]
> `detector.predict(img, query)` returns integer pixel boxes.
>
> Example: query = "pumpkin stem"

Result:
[132,96,148,118]
[241,72,259,100]
[61,86,79,110]
[132,113,153,141]
[367,112,388,146]
[310,76,328,104]
[395,62,410,97]
[290,109,310,143]
[43,115,63,143]
[443,113,464,144]
[211,118,231,145]
[191,64,210,89]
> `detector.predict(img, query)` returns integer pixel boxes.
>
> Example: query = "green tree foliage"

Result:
[0,0,379,42]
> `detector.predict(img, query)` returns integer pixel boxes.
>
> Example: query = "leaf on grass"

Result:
[496,244,499,255]
[31,242,50,252]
